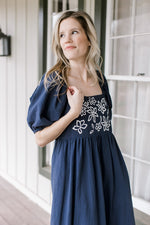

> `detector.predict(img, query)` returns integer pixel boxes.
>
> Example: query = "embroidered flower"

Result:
[87,106,98,123]
[80,101,89,116]
[80,107,86,116]
[83,101,89,108]
[101,98,107,105]
[89,97,96,105]
[101,116,111,131]
[89,123,94,134]
[72,120,88,134]
[72,96,111,135]
[96,98,106,114]
[95,116,102,131]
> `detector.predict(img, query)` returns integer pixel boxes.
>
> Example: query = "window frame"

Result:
[105,0,150,214]
[38,0,50,179]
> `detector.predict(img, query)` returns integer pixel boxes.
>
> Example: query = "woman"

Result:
[27,10,136,225]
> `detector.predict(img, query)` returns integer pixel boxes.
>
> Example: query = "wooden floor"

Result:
[0,176,149,225]
[134,208,150,225]
[0,176,50,225]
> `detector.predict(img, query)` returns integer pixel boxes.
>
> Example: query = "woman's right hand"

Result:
[67,86,84,119]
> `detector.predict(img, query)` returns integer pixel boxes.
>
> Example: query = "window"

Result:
[105,0,150,212]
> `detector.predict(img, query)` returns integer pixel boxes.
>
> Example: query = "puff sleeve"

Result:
[27,73,68,133]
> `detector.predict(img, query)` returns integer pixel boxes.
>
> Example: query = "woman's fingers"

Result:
[67,86,84,118]
[68,86,79,95]
[68,87,74,95]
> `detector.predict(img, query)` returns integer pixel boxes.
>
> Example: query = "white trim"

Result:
[84,0,95,21]
[106,75,150,82]
[113,114,150,124]
[130,82,137,191]
[0,172,51,214]
[110,32,150,39]
[105,0,113,75]
[133,196,150,216]
[63,0,67,11]
[123,154,150,166]
[130,0,135,76]
[47,0,53,69]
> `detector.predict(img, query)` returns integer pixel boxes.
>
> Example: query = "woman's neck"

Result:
[69,63,89,83]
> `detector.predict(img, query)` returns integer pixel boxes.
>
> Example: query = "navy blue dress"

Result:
[27,72,136,225]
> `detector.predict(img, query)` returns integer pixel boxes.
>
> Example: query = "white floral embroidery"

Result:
[96,98,107,114]
[72,120,88,134]
[95,116,102,131]
[81,101,89,116]
[89,123,94,134]
[83,101,89,108]
[101,116,111,131]
[89,97,96,105]
[80,107,86,116]
[87,106,98,123]
[72,96,111,134]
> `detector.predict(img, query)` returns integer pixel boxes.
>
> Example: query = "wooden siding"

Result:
[0,0,51,213]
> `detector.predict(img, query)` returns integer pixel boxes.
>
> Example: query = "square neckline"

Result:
[83,78,104,98]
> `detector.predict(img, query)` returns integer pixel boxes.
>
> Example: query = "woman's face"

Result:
[59,17,90,64]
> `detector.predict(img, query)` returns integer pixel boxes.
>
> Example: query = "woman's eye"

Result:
[60,34,64,38]
[72,31,78,34]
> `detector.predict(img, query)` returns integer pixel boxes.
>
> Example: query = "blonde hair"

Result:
[44,10,104,92]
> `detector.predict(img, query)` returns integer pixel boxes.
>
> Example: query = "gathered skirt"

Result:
[50,132,135,225]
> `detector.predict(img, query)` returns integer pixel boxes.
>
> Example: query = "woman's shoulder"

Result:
[38,71,56,90]
[30,71,66,100]
[44,71,67,93]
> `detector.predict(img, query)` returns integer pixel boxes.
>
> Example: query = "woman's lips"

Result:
[65,46,76,50]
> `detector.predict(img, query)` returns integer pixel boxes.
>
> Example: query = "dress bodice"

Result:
[57,94,112,141]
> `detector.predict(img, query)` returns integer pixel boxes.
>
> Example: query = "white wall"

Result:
[0,0,51,213]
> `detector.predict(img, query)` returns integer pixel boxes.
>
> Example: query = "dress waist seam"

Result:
[56,130,113,142]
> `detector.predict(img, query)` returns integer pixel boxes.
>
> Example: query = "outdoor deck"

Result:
[0,176,149,225]
[0,176,50,225]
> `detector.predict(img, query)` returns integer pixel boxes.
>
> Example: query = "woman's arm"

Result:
[35,86,83,147]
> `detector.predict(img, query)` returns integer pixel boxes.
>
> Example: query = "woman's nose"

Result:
[64,34,72,43]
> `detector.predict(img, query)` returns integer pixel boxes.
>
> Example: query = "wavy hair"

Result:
[44,10,104,92]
